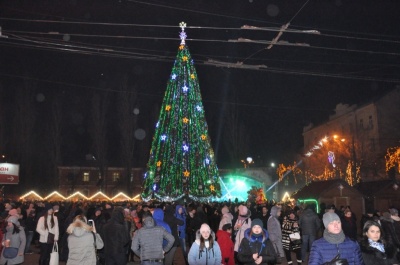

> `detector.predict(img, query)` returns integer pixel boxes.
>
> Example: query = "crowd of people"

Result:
[0,199,399,265]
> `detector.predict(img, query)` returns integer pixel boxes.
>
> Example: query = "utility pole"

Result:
[351,136,357,185]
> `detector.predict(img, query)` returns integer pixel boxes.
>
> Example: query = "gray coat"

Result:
[66,221,104,265]
[131,216,174,261]
[267,206,284,257]
[0,226,26,265]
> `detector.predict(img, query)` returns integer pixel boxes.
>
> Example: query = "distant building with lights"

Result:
[57,166,281,201]
[58,166,144,197]
[303,87,400,182]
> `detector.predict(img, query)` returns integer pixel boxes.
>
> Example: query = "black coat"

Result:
[101,207,131,255]
[237,229,277,265]
[163,205,184,247]
[359,238,398,265]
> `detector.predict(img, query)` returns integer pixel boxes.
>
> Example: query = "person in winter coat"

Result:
[380,211,400,251]
[163,205,184,265]
[187,206,202,246]
[234,205,252,256]
[281,210,302,265]
[0,216,26,265]
[175,205,187,259]
[66,214,104,265]
[359,220,398,265]
[188,223,222,265]
[217,224,235,265]
[101,207,131,265]
[152,208,172,248]
[219,206,234,230]
[131,216,175,265]
[341,209,358,241]
[267,205,284,261]
[36,204,59,265]
[298,204,321,261]
[308,212,363,265]
[237,218,277,265]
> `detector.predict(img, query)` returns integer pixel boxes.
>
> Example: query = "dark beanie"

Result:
[44,203,53,211]
[251,218,263,229]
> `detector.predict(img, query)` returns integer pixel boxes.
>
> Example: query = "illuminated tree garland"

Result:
[385,146,400,173]
[141,22,221,201]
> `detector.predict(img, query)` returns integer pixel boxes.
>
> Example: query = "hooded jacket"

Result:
[219,206,234,230]
[175,205,186,239]
[66,220,104,265]
[267,206,284,258]
[163,205,184,247]
[101,207,130,256]
[216,229,235,265]
[233,206,251,252]
[131,216,174,261]
[188,229,222,265]
[153,208,172,247]
[237,228,277,265]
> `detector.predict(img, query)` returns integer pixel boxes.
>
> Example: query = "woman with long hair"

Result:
[359,220,399,265]
[0,216,26,265]
[36,204,59,265]
[188,223,222,265]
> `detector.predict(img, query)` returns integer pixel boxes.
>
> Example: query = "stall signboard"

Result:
[0,163,20,184]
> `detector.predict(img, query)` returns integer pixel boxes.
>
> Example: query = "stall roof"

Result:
[291,179,356,199]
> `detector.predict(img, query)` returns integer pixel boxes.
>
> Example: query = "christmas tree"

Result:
[141,22,221,201]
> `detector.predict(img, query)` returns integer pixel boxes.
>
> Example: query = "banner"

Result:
[0,163,20,184]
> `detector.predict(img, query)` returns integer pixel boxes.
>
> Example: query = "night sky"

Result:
[1,0,399,190]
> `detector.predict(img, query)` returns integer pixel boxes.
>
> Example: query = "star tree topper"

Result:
[179,22,187,45]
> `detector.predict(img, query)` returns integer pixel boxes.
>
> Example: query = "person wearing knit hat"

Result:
[267,205,285,261]
[251,218,263,229]
[281,210,302,265]
[8,208,19,218]
[237,218,278,264]
[7,215,20,226]
[233,205,252,254]
[219,205,234,230]
[188,223,222,265]
[308,212,363,265]
[322,212,341,230]
[2,214,26,264]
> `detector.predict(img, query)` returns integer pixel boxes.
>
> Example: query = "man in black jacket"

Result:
[101,207,131,265]
[299,204,321,262]
[163,204,184,265]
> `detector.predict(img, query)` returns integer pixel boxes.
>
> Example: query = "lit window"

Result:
[113,172,120,182]
[83,172,90,182]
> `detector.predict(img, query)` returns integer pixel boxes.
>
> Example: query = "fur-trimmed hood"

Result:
[243,227,269,242]
[194,228,216,245]
[66,220,94,237]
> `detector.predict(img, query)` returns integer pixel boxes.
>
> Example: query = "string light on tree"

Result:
[141,22,221,201]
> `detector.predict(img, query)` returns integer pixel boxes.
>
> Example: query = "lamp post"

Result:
[241,157,254,168]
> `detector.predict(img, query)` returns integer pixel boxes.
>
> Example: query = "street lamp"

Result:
[241,157,254,168]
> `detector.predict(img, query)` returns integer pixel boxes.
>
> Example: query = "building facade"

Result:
[303,88,400,182]
[58,166,145,197]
